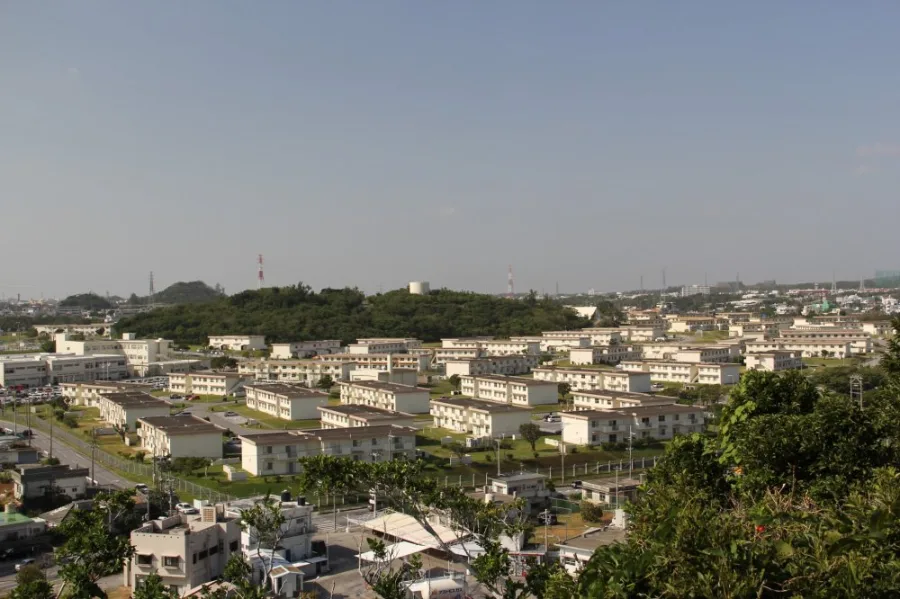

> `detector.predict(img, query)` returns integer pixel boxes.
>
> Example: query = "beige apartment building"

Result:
[348,367,419,386]
[239,359,354,385]
[239,425,417,476]
[459,374,558,406]
[441,338,542,356]
[637,342,695,361]
[728,321,789,338]
[579,328,624,345]
[353,338,422,351]
[745,351,803,372]
[673,346,732,364]
[619,325,666,342]
[338,381,431,413]
[61,380,154,407]
[167,371,245,396]
[569,345,642,366]
[668,317,718,334]
[532,366,651,394]
[434,347,484,365]
[11,464,89,500]
[0,357,49,388]
[348,340,412,354]
[322,353,431,372]
[207,335,266,351]
[54,332,185,377]
[269,340,342,359]
[138,415,224,459]
[862,321,893,337]
[317,404,416,429]
[779,330,872,353]
[745,340,853,359]
[430,397,533,439]
[0,353,130,388]
[534,332,592,351]
[244,383,330,421]
[126,506,242,596]
[570,389,668,412]
[621,361,740,385]
[97,392,171,430]
[561,404,705,446]
[444,355,541,377]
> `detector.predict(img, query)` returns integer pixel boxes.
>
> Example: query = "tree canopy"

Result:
[59,293,112,310]
[114,285,588,344]
[576,320,900,598]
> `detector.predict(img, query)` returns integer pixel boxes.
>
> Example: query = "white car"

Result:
[175,502,198,514]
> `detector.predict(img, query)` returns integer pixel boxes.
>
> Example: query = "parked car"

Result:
[175,503,198,514]
[15,558,35,572]
[135,484,149,494]
[224,411,239,417]
[571,480,583,489]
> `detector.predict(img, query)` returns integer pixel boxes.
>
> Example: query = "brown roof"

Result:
[463,374,556,387]
[238,425,416,446]
[430,397,531,414]
[138,415,223,435]
[244,383,327,398]
[100,392,170,408]
[341,381,426,394]
[317,404,414,421]
[562,404,700,419]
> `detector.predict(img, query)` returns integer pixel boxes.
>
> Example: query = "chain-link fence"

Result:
[22,415,235,503]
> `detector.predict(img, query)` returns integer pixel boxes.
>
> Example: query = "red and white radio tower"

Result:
[507,265,515,298]
[257,254,265,289]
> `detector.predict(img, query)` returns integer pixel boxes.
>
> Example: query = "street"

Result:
[0,419,133,489]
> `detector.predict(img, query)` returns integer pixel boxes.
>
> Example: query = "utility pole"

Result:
[90,429,97,487]
[49,412,53,459]
[494,438,502,478]
[542,509,550,548]
[850,374,864,410]
[628,425,633,479]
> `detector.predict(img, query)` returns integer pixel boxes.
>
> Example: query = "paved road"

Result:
[0,419,132,489]
[174,401,259,435]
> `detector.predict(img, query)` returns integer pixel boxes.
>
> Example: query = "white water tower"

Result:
[408,281,430,295]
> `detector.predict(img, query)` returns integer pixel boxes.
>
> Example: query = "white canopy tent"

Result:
[357,540,429,563]
[359,512,465,549]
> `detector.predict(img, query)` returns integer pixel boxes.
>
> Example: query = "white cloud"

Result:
[853,164,879,176]
[856,142,900,157]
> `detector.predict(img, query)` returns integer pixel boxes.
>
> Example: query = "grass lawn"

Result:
[221,404,321,430]
[421,379,455,398]
[692,330,730,343]
[531,402,567,414]
[802,357,862,368]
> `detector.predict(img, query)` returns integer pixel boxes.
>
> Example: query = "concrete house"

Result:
[168,371,245,397]
[208,335,266,351]
[561,405,705,446]
[126,506,242,596]
[97,392,171,430]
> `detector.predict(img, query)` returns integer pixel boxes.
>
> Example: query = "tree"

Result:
[210,356,238,369]
[557,382,571,399]
[40,339,56,353]
[132,573,179,599]
[448,374,461,390]
[56,490,136,598]
[236,493,287,591]
[519,422,542,452]
[316,375,334,391]
[297,455,360,530]
[594,300,625,327]
[297,457,534,599]
[10,565,52,599]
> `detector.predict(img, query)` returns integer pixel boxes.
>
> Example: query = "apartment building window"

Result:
[209,545,219,556]
[230,541,239,552]
[266,446,273,454]
[137,554,153,565]
[163,556,180,568]
[266,462,273,471]
[658,415,666,422]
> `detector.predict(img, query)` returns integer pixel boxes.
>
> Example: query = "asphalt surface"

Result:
[0,419,133,489]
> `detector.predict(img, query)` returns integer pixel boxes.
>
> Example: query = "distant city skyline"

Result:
[3,3,899,299]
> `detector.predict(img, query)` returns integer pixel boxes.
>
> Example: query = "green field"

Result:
[802,357,863,368]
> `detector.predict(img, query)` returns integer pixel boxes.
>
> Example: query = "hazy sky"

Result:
[3,2,899,300]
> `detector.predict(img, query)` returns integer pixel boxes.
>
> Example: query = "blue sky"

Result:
[2,2,899,299]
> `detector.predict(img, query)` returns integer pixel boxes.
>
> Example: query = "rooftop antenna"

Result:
[859,275,866,293]
[831,270,837,294]
[661,267,667,291]
[507,265,515,298]
[258,254,265,290]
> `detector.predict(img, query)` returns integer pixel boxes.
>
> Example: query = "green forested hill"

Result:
[113,285,588,344]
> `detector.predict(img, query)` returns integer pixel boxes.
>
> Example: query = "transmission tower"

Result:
[507,265,515,298]
[258,254,265,289]
[148,271,155,306]
[859,276,866,293]
[831,270,837,294]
